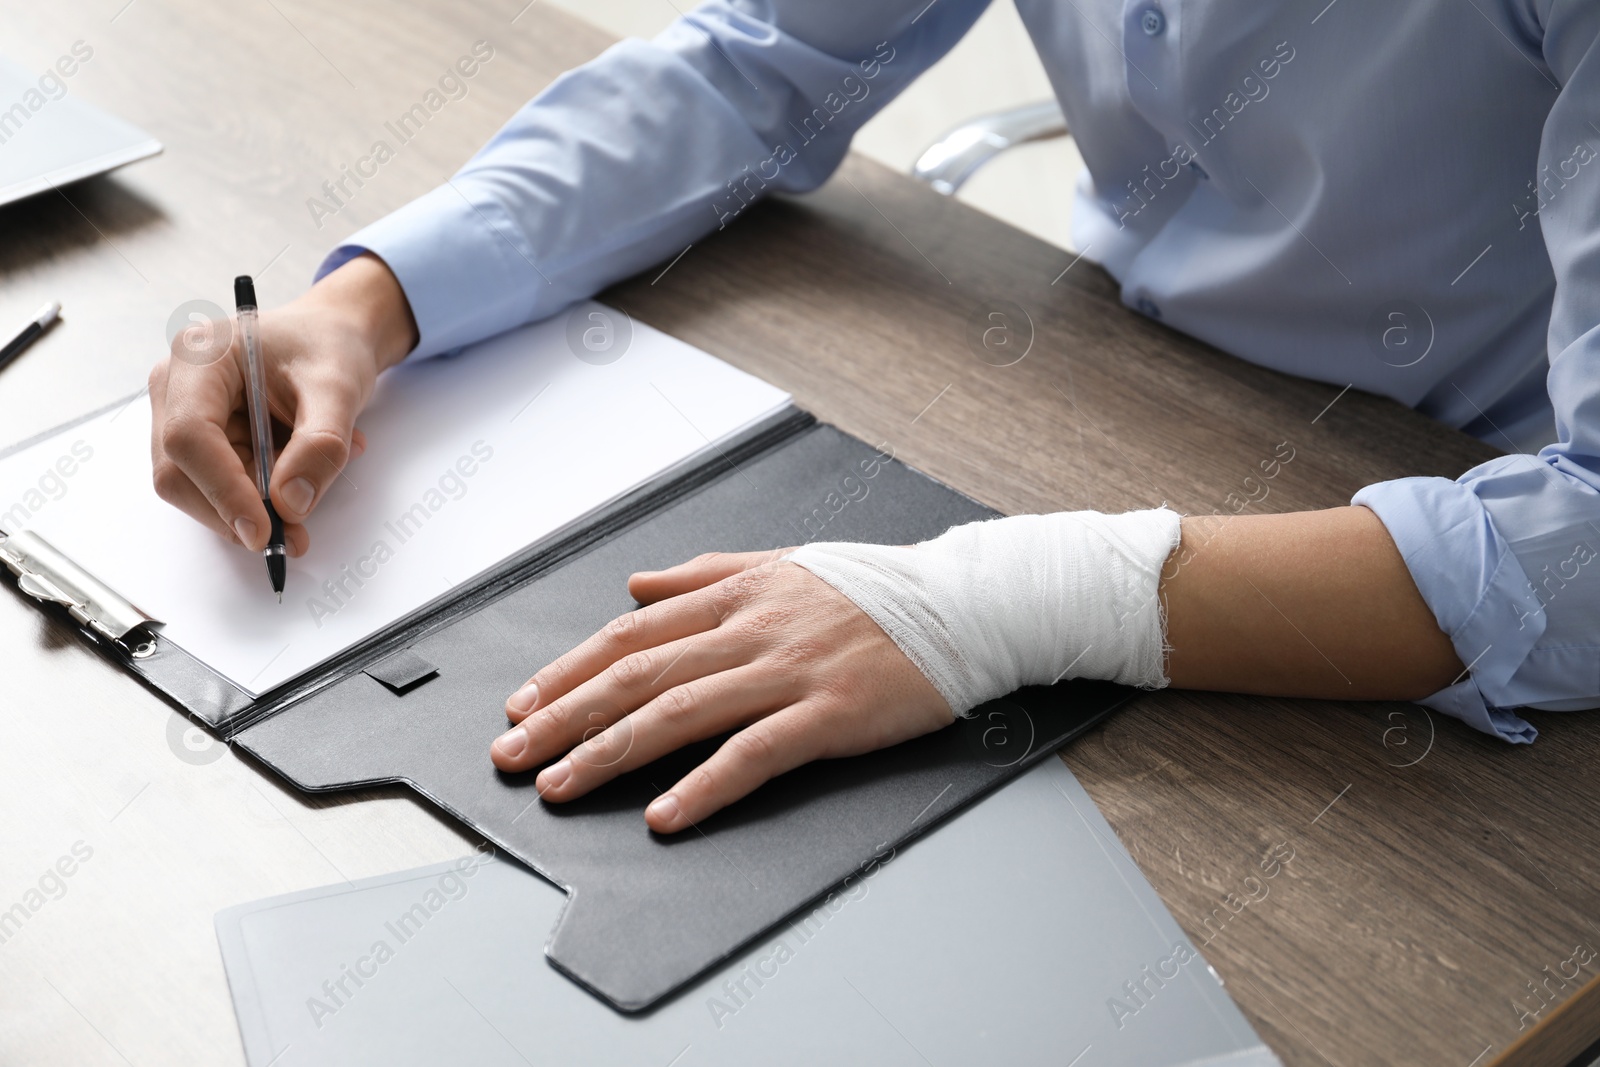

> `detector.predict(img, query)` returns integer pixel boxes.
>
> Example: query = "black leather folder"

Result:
[2,400,1129,1011]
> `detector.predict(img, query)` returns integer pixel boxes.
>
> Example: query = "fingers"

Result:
[492,551,951,833]
[151,356,272,549]
[524,664,792,804]
[501,591,729,724]
[147,436,243,544]
[645,708,825,833]
[269,373,362,523]
[272,521,310,557]
[151,281,387,557]
[628,548,795,604]
[492,627,744,772]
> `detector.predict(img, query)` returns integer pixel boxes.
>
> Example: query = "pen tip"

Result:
[277,592,283,604]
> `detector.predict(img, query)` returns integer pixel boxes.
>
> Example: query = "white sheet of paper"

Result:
[0,305,790,696]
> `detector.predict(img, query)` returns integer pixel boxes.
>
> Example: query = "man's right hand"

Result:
[148,253,418,557]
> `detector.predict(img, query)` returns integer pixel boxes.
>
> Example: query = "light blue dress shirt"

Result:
[321,0,1600,742]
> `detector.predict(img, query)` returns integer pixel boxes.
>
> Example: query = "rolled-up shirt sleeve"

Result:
[314,0,990,359]
[1354,0,1600,743]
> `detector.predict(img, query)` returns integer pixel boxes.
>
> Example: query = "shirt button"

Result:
[1141,8,1166,36]
[1135,297,1162,319]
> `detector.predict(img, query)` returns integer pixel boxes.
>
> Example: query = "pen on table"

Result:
[0,301,62,373]
[234,276,286,602]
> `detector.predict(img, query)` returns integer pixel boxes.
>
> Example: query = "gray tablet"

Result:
[216,759,1281,1067]
[0,53,161,206]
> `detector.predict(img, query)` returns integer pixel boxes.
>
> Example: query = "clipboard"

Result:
[0,307,1131,1011]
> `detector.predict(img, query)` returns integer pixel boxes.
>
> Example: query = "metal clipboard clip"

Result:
[0,528,160,658]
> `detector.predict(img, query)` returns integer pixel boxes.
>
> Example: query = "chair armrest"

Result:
[910,100,1069,195]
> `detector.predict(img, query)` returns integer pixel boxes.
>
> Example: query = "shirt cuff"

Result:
[315,182,546,361]
[1353,476,1541,743]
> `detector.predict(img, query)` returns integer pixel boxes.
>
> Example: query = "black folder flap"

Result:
[232,422,1128,1011]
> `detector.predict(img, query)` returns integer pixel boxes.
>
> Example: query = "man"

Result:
[149,1,1600,833]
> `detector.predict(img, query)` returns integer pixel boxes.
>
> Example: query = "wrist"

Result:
[306,252,419,373]
[787,509,1184,715]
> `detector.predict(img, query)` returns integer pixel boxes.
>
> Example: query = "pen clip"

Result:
[0,528,160,658]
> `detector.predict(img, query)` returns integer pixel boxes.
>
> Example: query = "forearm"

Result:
[318,2,988,361]
[1161,506,1462,701]
[504,505,1471,829]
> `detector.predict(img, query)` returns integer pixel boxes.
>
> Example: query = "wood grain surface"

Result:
[1,2,1595,1065]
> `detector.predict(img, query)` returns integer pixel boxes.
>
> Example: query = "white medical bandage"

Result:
[785,509,1183,716]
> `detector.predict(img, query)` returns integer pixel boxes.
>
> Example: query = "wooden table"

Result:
[3,3,1597,1065]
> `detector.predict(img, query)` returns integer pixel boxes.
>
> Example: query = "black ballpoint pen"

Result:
[0,301,61,374]
[234,276,286,601]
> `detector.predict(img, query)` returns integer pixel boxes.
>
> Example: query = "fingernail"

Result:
[538,759,570,792]
[493,727,527,759]
[282,476,315,514]
[507,682,539,714]
[233,517,257,546]
[647,793,685,831]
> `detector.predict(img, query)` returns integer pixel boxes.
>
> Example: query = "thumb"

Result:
[269,380,360,523]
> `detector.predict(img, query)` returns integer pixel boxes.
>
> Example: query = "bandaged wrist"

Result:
[784,509,1183,716]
